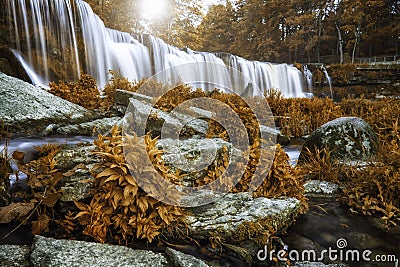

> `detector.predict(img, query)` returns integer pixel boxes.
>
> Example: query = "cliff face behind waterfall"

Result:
[0,0,308,97]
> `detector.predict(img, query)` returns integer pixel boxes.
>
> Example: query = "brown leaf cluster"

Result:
[20,144,63,234]
[67,126,184,244]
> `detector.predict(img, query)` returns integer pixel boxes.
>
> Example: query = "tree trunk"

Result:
[335,21,343,64]
[352,23,361,64]
[352,34,358,64]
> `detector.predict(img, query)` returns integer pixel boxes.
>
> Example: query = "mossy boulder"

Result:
[299,117,378,163]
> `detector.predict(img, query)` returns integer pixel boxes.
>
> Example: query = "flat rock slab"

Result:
[53,117,121,136]
[304,180,341,197]
[30,236,168,267]
[0,72,93,136]
[185,192,301,255]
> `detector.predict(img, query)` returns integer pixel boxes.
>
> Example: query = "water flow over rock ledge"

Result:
[4,0,309,97]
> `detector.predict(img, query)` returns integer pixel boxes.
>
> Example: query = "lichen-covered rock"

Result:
[55,144,99,172]
[30,236,168,267]
[185,192,301,258]
[54,117,121,136]
[156,138,242,186]
[304,180,341,197]
[54,144,99,201]
[0,72,94,136]
[299,117,378,163]
[0,245,31,267]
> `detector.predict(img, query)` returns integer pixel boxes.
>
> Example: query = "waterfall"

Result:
[7,0,81,84]
[5,0,309,98]
[321,66,333,99]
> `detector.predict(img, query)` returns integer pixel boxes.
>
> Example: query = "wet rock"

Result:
[0,72,94,136]
[299,117,378,163]
[165,247,211,267]
[0,244,31,267]
[185,193,301,258]
[30,235,168,267]
[304,180,341,197]
[54,117,121,136]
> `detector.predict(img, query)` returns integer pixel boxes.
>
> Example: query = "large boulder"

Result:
[0,72,95,136]
[299,117,378,163]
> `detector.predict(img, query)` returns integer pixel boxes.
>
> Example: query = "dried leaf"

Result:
[32,214,51,235]
[0,202,35,223]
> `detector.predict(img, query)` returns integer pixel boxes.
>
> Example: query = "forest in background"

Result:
[85,0,399,64]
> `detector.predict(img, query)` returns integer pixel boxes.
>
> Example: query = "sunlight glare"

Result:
[140,0,169,19]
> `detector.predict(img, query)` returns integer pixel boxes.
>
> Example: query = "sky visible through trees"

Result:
[86,0,399,64]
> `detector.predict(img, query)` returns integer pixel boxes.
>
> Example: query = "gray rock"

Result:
[165,247,211,267]
[185,193,301,256]
[260,125,286,145]
[156,138,242,186]
[115,89,153,109]
[124,98,208,138]
[55,144,99,172]
[0,72,93,136]
[54,144,98,201]
[304,180,341,197]
[54,117,121,136]
[0,245,31,267]
[30,235,168,267]
[299,117,378,163]
[59,168,94,202]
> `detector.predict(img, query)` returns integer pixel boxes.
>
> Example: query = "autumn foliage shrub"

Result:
[49,74,100,110]
[66,126,184,244]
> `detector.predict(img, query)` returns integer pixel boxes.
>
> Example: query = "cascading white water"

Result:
[6,0,310,97]
[321,66,333,99]
[7,0,81,84]
[303,65,313,93]
[219,53,307,97]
